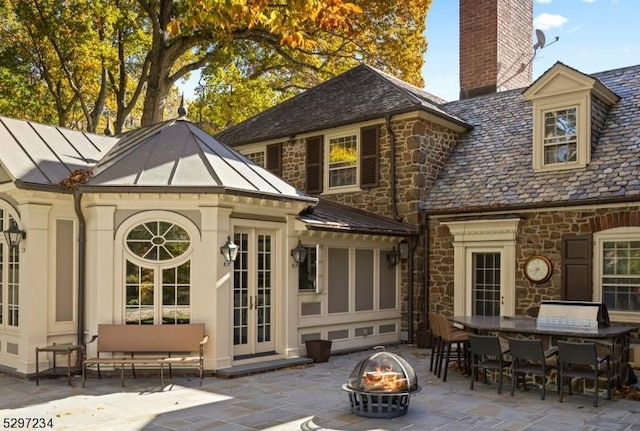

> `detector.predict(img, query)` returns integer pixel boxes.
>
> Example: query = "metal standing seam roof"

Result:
[83,118,314,202]
[0,114,418,237]
[215,64,469,147]
[298,199,418,237]
[0,115,115,185]
[422,63,640,213]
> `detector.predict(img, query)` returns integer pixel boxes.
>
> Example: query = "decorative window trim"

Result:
[115,211,199,325]
[593,227,640,324]
[443,219,520,316]
[532,95,590,172]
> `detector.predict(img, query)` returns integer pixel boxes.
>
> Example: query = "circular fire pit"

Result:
[342,347,421,418]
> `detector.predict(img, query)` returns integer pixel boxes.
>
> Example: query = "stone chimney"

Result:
[459,0,533,99]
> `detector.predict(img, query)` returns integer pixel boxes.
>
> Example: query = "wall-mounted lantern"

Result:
[220,235,238,266]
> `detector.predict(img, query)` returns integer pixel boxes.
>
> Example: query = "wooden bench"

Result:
[82,323,208,387]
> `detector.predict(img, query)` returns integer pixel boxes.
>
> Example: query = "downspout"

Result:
[385,114,415,342]
[73,190,86,347]
[407,237,418,344]
[421,204,430,331]
[384,115,402,222]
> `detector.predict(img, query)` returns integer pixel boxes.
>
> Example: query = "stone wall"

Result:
[428,205,640,317]
[277,115,459,335]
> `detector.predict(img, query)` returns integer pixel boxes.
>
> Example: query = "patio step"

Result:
[215,357,314,378]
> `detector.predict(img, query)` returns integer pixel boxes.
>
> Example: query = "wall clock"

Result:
[524,255,553,283]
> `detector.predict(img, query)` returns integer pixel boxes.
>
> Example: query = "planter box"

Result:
[305,339,332,363]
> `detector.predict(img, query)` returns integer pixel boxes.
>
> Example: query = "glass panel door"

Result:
[472,252,501,316]
[233,230,275,356]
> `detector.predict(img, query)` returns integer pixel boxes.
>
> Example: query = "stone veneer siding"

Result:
[277,114,459,336]
[427,205,640,318]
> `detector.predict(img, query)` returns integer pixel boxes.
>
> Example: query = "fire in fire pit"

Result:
[342,347,420,418]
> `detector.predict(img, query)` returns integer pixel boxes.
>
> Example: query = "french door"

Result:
[471,252,501,316]
[233,230,275,357]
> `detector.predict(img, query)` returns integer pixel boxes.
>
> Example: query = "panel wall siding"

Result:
[56,220,74,322]
[328,248,349,313]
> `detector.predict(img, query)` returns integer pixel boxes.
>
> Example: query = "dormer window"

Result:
[543,106,577,165]
[523,62,619,173]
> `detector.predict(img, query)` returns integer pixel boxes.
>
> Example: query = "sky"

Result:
[423,0,640,100]
[179,0,640,102]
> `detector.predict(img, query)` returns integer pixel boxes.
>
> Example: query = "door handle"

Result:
[249,296,254,310]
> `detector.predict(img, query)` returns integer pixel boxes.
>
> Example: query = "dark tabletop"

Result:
[449,315,636,339]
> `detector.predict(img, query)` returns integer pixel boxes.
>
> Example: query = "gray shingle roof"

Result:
[215,64,469,147]
[423,64,640,213]
[0,115,114,186]
[83,118,313,202]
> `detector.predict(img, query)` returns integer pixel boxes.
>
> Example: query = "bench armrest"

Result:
[200,335,209,345]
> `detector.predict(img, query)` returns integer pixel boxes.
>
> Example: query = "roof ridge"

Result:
[362,64,445,106]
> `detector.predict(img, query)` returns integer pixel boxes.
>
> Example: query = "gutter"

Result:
[13,180,318,205]
[422,194,640,217]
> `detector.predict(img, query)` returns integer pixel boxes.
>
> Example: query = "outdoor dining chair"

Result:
[507,337,558,400]
[557,340,612,407]
[428,312,441,374]
[434,313,470,382]
[469,334,511,394]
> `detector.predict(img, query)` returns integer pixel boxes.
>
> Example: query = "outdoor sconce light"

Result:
[3,220,25,250]
[386,246,400,267]
[291,240,307,268]
[220,235,238,266]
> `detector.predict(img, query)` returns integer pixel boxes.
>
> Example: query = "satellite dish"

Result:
[534,29,546,50]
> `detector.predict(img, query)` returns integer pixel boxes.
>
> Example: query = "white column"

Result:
[199,206,233,370]
[16,203,51,374]
[83,205,115,356]
[284,215,302,358]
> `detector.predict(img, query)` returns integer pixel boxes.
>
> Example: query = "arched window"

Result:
[124,220,192,325]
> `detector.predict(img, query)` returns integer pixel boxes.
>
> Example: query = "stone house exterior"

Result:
[217,0,640,360]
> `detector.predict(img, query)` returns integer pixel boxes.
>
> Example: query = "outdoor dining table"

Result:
[448,315,636,387]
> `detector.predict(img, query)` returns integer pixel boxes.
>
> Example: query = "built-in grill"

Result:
[342,347,421,418]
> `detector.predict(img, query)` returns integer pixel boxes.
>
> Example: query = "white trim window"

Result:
[595,227,640,322]
[124,221,192,325]
[543,106,578,165]
[531,97,590,172]
[325,130,359,192]
[245,150,265,167]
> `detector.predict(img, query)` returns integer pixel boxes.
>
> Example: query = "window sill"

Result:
[321,186,362,195]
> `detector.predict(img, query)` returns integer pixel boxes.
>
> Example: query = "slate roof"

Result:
[215,64,469,147]
[83,118,313,202]
[422,64,640,214]
[0,115,114,186]
[298,199,418,237]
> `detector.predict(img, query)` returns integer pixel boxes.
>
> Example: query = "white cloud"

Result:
[534,13,568,31]
[582,0,596,3]
[536,0,552,3]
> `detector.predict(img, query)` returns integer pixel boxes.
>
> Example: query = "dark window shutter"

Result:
[306,135,323,194]
[360,125,379,188]
[266,143,282,177]
[561,234,593,301]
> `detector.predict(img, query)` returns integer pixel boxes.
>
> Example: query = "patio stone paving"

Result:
[1,345,639,430]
